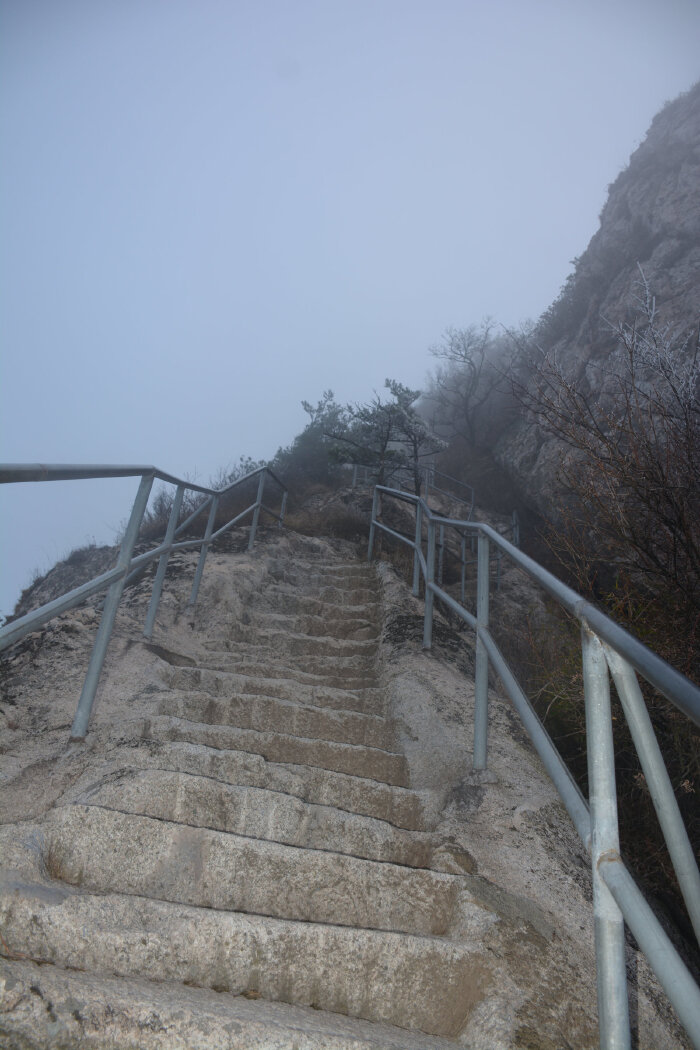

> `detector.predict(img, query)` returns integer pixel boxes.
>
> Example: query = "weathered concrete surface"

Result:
[0,528,691,1048]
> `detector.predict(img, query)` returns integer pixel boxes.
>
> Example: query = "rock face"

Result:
[0,528,690,1047]
[496,80,700,517]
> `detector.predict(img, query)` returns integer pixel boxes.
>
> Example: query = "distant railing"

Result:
[369,484,700,1050]
[351,462,475,517]
[0,463,287,740]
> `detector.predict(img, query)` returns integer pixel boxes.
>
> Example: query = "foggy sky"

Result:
[2,0,699,617]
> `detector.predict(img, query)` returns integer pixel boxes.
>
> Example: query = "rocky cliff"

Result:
[496,80,700,517]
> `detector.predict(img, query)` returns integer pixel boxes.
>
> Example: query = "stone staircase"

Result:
[0,536,504,1048]
[1,531,690,1049]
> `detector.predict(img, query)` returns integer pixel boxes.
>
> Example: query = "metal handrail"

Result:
[369,484,700,1050]
[0,463,287,740]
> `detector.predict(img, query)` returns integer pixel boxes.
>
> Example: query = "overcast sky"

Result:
[1,0,699,618]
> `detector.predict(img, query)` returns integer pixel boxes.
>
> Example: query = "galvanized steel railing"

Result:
[0,463,287,741]
[368,484,700,1050]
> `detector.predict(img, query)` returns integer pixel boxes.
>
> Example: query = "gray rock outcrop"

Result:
[496,80,700,519]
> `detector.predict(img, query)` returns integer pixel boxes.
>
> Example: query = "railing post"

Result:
[460,531,467,604]
[438,523,445,585]
[188,495,219,609]
[512,510,520,547]
[70,473,154,741]
[581,627,631,1050]
[367,487,379,562]
[604,645,700,944]
[248,471,266,551]
[473,532,490,770]
[412,501,423,596]
[279,490,288,529]
[423,518,436,649]
[143,484,185,640]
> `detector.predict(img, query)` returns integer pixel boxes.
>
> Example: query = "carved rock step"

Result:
[42,806,460,935]
[0,958,465,1050]
[122,740,432,831]
[160,665,386,716]
[226,627,379,660]
[143,716,410,785]
[75,769,434,867]
[247,589,380,619]
[156,691,395,750]
[0,881,489,1038]
[195,654,380,692]
[196,645,378,678]
[246,610,381,640]
[256,582,379,606]
[266,564,377,585]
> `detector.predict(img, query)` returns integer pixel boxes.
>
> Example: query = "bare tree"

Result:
[426,323,521,448]
[517,270,700,608]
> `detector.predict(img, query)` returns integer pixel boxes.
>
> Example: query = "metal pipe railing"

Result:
[368,484,700,1050]
[0,462,287,739]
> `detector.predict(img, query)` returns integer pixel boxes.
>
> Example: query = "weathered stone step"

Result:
[112,740,432,831]
[198,645,378,679]
[226,626,379,660]
[268,558,375,578]
[257,582,379,606]
[197,653,381,691]
[43,806,459,935]
[241,610,381,641]
[248,589,380,620]
[0,880,487,1038]
[77,769,434,867]
[157,691,395,750]
[161,665,385,716]
[143,715,411,785]
[0,957,465,1050]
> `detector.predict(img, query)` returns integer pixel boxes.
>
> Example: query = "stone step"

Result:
[0,879,488,1038]
[227,626,379,660]
[115,740,432,830]
[198,646,379,679]
[197,653,381,692]
[268,559,376,579]
[256,582,379,606]
[241,610,381,641]
[143,715,411,785]
[0,958,464,1050]
[43,806,459,935]
[157,689,393,750]
[160,665,385,716]
[248,589,380,620]
[77,769,434,867]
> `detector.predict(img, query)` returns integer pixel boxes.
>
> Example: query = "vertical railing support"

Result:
[438,523,445,585]
[422,518,436,649]
[143,484,185,640]
[604,646,700,944]
[70,473,154,741]
[582,628,631,1050]
[279,490,288,529]
[412,501,423,596]
[460,531,467,605]
[473,532,490,770]
[248,471,266,551]
[367,487,379,562]
[188,495,219,609]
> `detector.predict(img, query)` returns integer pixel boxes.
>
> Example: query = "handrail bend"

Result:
[0,463,287,739]
[369,484,700,1050]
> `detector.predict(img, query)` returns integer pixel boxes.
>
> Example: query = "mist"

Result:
[2,0,699,617]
